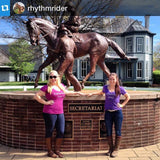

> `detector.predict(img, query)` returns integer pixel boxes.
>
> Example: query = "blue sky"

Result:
[130,16,160,49]
[0,18,16,44]
[0,16,160,50]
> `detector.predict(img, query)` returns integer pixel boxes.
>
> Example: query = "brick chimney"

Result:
[145,15,150,30]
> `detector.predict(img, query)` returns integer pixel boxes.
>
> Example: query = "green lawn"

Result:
[0,81,47,91]
[0,82,159,92]
[0,81,47,86]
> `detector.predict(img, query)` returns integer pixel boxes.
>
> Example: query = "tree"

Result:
[1,0,122,41]
[8,39,35,80]
[153,44,160,70]
[153,52,160,70]
[1,0,123,73]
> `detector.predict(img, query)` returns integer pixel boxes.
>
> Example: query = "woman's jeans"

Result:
[43,113,65,138]
[105,110,123,136]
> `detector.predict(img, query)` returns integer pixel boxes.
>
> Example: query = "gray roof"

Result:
[124,20,155,36]
[86,17,134,34]
[125,20,147,32]
[97,17,135,34]
[85,17,155,35]
[0,47,10,65]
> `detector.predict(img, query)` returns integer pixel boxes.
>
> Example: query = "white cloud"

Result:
[0,38,15,45]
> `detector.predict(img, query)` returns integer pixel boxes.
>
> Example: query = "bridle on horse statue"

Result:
[29,20,51,39]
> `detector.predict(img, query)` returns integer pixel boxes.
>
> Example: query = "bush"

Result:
[122,82,149,87]
[84,81,104,86]
[153,70,160,84]
[61,75,67,85]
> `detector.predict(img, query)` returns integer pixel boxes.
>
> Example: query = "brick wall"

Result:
[0,92,160,151]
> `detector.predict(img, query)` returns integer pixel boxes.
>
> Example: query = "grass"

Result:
[0,81,47,86]
[0,89,40,92]
[0,81,46,91]
[0,82,159,92]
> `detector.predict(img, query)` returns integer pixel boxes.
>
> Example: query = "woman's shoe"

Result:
[106,136,113,156]
[48,150,58,158]
[55,151,64,158]
[55,138,64,158]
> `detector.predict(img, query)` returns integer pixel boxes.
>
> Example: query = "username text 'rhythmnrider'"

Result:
[28,5,67,13]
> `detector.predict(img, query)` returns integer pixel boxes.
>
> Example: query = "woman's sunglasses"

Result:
[49,75,57,79]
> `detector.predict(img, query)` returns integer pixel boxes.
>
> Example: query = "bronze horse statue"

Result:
[24,18,129,91]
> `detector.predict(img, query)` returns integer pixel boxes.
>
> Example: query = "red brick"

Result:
[0,92,160,151]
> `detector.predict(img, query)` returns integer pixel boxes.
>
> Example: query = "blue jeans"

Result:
[105,110,123,136]
[43,113,65,138]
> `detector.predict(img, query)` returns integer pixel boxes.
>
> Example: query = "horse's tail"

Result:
[106,37,130,60]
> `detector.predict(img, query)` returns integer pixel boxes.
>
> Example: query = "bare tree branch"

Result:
[1,0,123,61]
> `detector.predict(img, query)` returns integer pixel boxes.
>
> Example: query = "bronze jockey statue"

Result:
[55,23,82,91]
[58,0,81,38]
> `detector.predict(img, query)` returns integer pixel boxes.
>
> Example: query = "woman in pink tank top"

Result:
[34,70,82,158]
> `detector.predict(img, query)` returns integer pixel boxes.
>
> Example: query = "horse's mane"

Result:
[31,18,57,32]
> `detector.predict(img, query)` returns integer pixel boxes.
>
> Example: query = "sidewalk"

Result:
[0,143,160,160]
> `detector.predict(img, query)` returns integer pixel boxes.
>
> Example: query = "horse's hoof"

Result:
[81,83,84,89]
[34,83,38,88]
[125,56,130,61]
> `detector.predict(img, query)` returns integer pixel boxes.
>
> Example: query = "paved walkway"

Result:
[0,143,160,160]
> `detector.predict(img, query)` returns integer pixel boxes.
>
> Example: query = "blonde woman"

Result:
[34,70,82,158]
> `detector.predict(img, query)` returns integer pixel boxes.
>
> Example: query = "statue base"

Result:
[0,91,160,151]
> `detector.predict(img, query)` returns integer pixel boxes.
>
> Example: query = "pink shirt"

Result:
[40,85,65,114]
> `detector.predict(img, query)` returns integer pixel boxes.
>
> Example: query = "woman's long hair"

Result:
[47,70,66,94]
[109,73,120,97]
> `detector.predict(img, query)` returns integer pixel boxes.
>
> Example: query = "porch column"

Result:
[77,59,80,79]
[133,62,137,81]
[118,62,121,80]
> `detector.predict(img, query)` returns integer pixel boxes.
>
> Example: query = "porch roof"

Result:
[77,55,138,61]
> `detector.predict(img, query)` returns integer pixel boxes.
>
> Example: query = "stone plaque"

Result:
[99,120,107,139]
[68,103,104,113]
[80,120,92,130]
[64,120,73,139]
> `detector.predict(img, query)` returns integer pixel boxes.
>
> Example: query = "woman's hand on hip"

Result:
[117,103,123,108]
[45,100,54,105]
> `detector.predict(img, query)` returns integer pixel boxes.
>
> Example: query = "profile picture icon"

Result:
[13,2,25,14]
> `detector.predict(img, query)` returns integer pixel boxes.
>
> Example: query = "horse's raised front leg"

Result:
[34,56,54,88]
[81,54,99,89]
[97,55,110,78]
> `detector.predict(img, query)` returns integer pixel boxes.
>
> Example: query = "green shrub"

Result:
[84,81,104,86]
[61,75,67,85]
[95,83,103,86]
[153,70,160,84]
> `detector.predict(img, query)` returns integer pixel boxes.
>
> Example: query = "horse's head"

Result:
[23,19,40,46]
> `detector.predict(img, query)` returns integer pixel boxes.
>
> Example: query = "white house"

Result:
[74,16,155,84]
